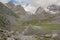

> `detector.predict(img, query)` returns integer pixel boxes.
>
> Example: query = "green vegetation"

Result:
[12,13,20,18]
[33,35,40,40]
[40,24,60,30]
[21,16,55,26]
[20,15,60,30]
[0,14,9,30]
[45,38,55,40]
[40,16,55,23]
[21,19,39,26]
[21,20,60,30]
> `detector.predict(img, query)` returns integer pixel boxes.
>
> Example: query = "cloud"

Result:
[24,5,36,13]
[14,0,36,13]
[0,0,9,3]
[0,0,58,7]
[14,0,58,13]
[0,0,59,13]
[36,0,57,7]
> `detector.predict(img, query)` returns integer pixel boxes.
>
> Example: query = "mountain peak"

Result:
[6,1,15,9]
[6,2,26,15]
[47,4,60,12]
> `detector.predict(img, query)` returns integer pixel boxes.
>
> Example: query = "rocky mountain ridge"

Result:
[6,1,26,15]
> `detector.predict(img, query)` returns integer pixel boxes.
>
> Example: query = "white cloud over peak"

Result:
[0,0,9,3]
[24,5,36,13]
[36,0,57,7]
[0,0,60,13]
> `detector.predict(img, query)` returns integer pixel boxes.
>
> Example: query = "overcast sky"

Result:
[0,0,60,13]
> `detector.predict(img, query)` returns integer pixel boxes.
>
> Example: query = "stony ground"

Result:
[0,25,60,40]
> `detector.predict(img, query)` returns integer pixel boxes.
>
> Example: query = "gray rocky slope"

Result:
[0,2,20,30]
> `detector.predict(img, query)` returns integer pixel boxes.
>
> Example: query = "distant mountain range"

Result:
[0,1,60,30]
[35,6,60,24]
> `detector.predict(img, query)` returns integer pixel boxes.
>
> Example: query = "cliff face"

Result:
[0,2,19,30]
[35,7,53,19]
[6,1,15,10]
[6,2,26,15]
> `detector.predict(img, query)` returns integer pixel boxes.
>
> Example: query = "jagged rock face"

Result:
[6,2,26,15]
[35,7,51,19]
[6,1,15,9]
[0,2,18,30]
[20,7,51,21]
[35,6,60,24]
[35,7,45,14]
[15,5,26,15]
[0,2,14,15]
